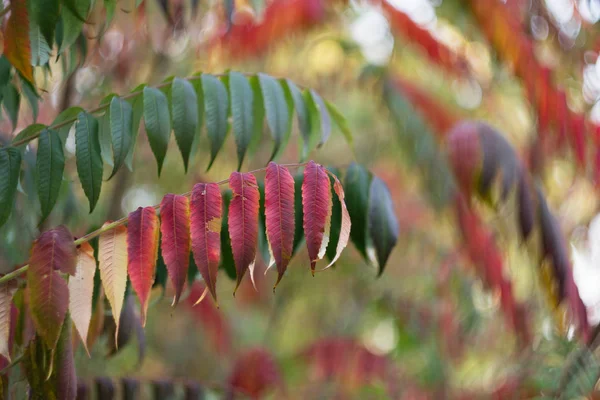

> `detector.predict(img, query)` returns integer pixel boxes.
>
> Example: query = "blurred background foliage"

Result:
[4,0,600,398]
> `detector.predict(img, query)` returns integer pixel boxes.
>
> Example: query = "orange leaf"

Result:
[4,0,33,83]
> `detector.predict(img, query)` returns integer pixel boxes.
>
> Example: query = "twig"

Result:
[0,352,23,375]
[0,162,308,286]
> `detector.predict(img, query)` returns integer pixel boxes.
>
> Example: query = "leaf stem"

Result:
[0,162,307,286]
[0,352,23,375]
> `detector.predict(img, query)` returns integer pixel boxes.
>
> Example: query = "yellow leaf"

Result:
[68,242,96,356]
[0,279,17,361]
[98,224,128,337]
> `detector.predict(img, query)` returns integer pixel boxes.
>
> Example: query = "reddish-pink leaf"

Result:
[68,242,96,355]
[127,207,159,326]
[322,172,351,270]
[27,226,76,349]
[0,279,17,361]
[302,161,332,273]
[160,194,191,306]
[3,0,33,84]
[228,348,282,398]
[264,162,295,288]
[229,172,260,292]
[190,183,222,303]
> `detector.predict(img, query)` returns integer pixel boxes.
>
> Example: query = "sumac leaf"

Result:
[0,279,17,361]
[54,314,77,400]
[220,190,237,280]
[302,161,332,273]
[229,172,260,292]
[229,71,254,170]
[190,183,222,303]
[4,0,33,83]
[172,77,199,172]
[368,177,399,276]
[258,73,290,160]
[160,194,191,306]
[344,163,371,259]
[75,112,103,212]
[143,87,172,175]
[68,242,96,354]
[109,97,133,178]
[36,129,65,221]
[28,226,76,349]
[282,79,310,160]
[264,162,295,288]
[0,147,21,227]
[127,206,160,326]
[323,172,351,269]
[98,224,128,335]
[202,74,229,170]
[30,0,59,49]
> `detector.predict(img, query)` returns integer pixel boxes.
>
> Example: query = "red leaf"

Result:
[228,172,260,293]
[3,0,33,83]
[27,226,76,349]
[127,207,159,326]
[190,183,222,303]
[185,282,231,354]
[322,172,351,270]
[160,194,191,306]
[264,162,295,288]
[302,161,332,273]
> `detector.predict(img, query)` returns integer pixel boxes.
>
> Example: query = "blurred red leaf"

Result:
[185,282,231,354]
[228,348,282,399]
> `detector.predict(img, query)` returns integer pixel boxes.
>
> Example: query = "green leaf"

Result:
[258,73,290,160]
[104,0,117,29]
[75,112,103,212]
[248,75,265,155]
[171,77,198,172]
[12,123,46,145]
[61,0,87,21]
[368,177,399,276]
[228,72,254,170]
[3,84,20,131]
[201,74,229,171]
[30,0,59,49]
[344,163,372,260]
[125,84,146,170]
[52,106,84,142]
[0,57,11,87]
[309,90,331,147]
[281,79,310,160]
[143,86,171,175]
[29,23,51,66]
[59,0,90,53]
[98,96,116,168]
[109,97,133,178]
[0,148,21,227]
[326,101,352,146]
[292,170,305,255]
[36,129,65,221]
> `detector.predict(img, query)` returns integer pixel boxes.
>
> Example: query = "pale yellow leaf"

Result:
[68,242,96,355]
[98,224,128,335]
[0,279,17,361]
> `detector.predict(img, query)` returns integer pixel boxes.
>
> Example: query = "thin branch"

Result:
[0,162,308,286]
[0,352,23,375]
